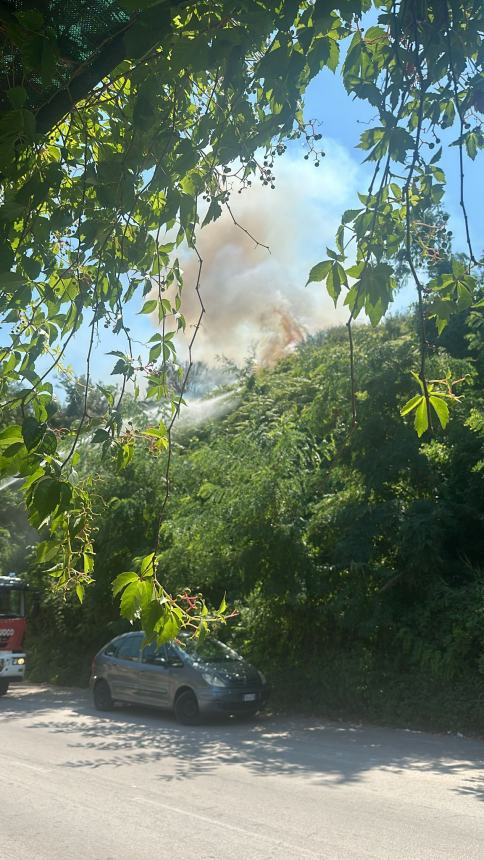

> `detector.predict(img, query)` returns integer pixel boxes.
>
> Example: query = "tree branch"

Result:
[35,0,190,135]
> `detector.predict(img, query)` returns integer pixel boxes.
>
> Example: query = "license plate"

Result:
[243,693,256,702]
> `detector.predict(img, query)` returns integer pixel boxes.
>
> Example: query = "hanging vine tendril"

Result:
[0,1,481,633]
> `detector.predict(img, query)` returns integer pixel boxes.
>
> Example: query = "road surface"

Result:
[1,684,483,859]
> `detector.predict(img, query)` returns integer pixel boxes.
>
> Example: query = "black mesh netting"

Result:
[0,1,131,114]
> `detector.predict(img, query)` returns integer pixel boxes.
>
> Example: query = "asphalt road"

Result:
[1,684,483,859]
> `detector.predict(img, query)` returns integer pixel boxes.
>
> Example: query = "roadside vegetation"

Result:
[0,2,482,637]
[4,299,482,734]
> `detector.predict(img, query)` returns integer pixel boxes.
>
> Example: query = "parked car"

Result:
[90,630,269,724]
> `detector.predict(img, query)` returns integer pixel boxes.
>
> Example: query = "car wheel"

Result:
[0,679,9,696]
[93,679,114,711]
[174,690,200,725]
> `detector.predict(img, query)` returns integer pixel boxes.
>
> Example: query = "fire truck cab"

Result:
[0,574,28,695]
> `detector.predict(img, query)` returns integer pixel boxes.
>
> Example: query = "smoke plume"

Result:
[153,144,361,367]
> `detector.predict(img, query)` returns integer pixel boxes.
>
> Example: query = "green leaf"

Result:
[465,132,477,160]
[120,581,143,619]
[306,260,331,285]
[120,441,133,469]
[143,424,167,440]
[139,299,157,314]
[388,127,415,163]
[140,552,156,577]
[139,578,154,608]
[202,199,223,226]
[112,571,139,597]
[149,342,162,363]
[119,579,153,619]
[342,208,363,224]
[76,583,85,604]
[6,87,27,109]
[83,551,94,575]
[429,395,449,429]
[415,399,429,438]
[36,540,59,564]
[57,482,73,514]
[140,599,167,640]
[30,477,62,524]
[155,609,181,644]
[37,419,54,449]
[111,358,128,375]
[22,416,45,451]
[400,394,423,417]
[0,425,23,450]
[1,271,26,289]
[1,441,25,460]
[92,428,110,444]
[326,262,346,304]
[451,259,466,278]
[0,241,14,271]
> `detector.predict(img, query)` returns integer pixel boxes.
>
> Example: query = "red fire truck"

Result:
[0,574,28,695]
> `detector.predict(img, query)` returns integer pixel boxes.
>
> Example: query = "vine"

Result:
[0,1,482,636]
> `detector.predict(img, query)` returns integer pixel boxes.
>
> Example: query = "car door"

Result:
[107,634,142,702]
[136,642,172,708]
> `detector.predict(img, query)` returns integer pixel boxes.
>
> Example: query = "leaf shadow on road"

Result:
[3,685,484,803]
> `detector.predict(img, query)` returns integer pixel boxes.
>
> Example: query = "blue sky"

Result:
[37,62,484,387]
[305,68,482,260]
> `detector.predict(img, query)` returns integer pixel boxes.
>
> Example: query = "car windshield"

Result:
[178,636,242,663]
[0,587,23,617]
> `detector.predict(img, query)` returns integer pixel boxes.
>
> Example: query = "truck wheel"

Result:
[174,690,200,725]
[93,679,113,711]
[0,679,9,696]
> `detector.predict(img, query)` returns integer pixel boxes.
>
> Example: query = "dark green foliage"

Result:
[0,484,36,574]
[23,312,484,730]
[1,1,482,601]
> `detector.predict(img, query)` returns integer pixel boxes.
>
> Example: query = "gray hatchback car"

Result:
[90,631,269,724]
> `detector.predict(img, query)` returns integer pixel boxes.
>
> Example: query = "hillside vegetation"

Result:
[15,311,484,733]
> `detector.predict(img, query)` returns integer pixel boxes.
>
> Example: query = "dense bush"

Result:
[16,312,484,731]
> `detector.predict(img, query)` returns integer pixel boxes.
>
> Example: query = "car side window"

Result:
[117,636,142,662]
[166,642,181,661]
[142,642,167,663]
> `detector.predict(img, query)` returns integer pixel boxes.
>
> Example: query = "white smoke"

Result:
[153,142,362,366]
